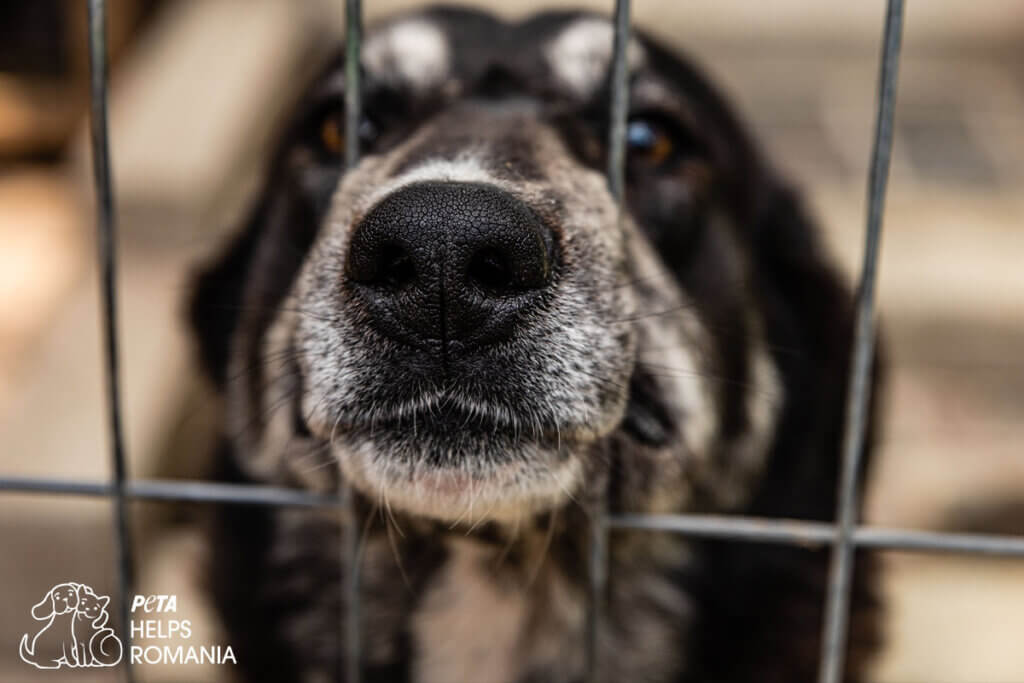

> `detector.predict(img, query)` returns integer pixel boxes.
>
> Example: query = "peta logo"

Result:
[19,582,122,670]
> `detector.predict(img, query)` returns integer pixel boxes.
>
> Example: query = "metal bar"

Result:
[0,476,114,498]
[0,477,341,507]
[583,3,633,679]
[585,496,608,680]
[612,513,834,546]
[86,2,135,679]
[818,2,905,682]
[854,527,1024,558]
[613,515,1024,558]
[130,480,339,507]
[4,475,1024,557]
[343,2,364,681]
[345,0,363,169]
[606,0,632,202]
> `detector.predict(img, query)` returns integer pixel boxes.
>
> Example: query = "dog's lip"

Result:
[301,401,508,439]
[371,402,510,432]
[315,391,537,435]
[340,402,572,443]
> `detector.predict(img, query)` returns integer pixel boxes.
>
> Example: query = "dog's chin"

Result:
[333,436,584,523]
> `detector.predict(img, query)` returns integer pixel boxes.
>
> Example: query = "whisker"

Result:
[634,360,783,400]
[603,301,700,325]
[525,508,558,589]
[200,303,342,326]
[494,514,522,570]
[385,513,414,591]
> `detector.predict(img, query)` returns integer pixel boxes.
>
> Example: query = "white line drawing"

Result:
[19,582,122,669]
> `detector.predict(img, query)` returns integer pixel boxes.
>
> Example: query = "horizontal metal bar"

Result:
[0,476,342,507]
[2,476,1023,557]
[612,513,835,545]
[854,527,1024,557]
[613,514,1024,558]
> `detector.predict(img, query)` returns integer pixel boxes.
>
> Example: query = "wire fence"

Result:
[2,0,1023,682]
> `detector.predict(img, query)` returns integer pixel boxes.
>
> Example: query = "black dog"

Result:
[190,7,882,682]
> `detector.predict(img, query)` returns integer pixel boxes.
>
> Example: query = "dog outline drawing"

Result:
[19,582,122,669]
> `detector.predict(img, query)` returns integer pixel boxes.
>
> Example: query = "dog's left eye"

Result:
[626,115,692,171]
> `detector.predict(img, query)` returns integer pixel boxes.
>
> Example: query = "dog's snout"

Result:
[346,181,555,352]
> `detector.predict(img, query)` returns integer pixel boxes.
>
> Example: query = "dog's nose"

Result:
[346,181,555,353]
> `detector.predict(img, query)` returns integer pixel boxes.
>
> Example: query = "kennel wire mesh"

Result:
[3,0,1024,682]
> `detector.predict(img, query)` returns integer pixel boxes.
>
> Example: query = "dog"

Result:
[189,6,884,682]
[19,582,80,669]
[19,583,122,670]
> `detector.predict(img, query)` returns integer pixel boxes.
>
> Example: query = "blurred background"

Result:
[1,1,1022,681]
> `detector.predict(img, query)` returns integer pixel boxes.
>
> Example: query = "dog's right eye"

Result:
[320,114,345,157]
[304,101,378,162]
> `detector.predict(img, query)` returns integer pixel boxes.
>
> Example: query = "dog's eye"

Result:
[626,117,677,169]
[311,105,378,161]
[320,114,345,157]
[625,113,704,173]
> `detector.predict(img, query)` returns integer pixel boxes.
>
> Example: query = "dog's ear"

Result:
[751,181,854,359]
[188,171,328,390]
[745,180,884,522]
[188,93,341,390]
[188,194,272,388]
[30,591,54,620]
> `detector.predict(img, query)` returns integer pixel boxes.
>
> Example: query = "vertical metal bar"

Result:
[342,486,361,683]
[345,0,363,171]
[586,3,631,680]
[818,2,904,682]
[585,501,608,679]
[606,0,632,203]
[87,2,135,680]
[343,3,363,682]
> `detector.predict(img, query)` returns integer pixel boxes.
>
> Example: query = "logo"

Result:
[127,594,236,666]
[19,582,123,670]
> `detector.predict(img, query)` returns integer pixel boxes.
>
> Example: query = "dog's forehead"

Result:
[361,11,648,100]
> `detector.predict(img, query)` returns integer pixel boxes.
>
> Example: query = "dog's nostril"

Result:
[468,247,513,292]
[347,241,416,289]
[377,244,415,288]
